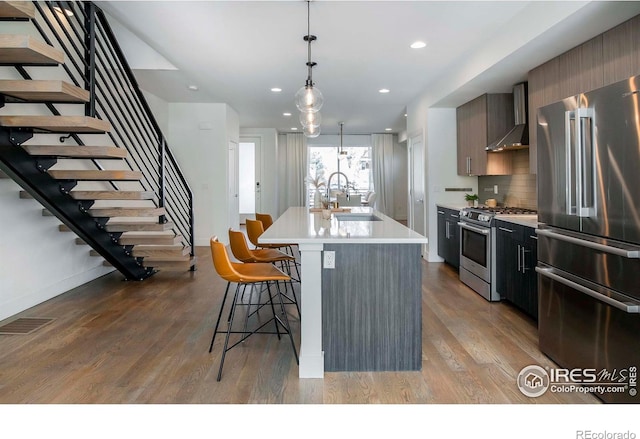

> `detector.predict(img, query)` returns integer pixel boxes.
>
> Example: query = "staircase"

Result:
[0,1,195,280]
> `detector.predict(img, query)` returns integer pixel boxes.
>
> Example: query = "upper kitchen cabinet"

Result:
[528,14,640,174]
[603,14,640,84]
[456,93,514,176]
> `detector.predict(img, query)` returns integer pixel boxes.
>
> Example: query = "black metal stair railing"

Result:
[0,1,195,274]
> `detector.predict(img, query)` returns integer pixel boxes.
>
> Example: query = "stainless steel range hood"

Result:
[486,82,529,152]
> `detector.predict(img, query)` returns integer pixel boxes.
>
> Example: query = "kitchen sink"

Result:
[334,213,383,222]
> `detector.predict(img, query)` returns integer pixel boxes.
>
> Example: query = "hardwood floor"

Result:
[0,246,598,404]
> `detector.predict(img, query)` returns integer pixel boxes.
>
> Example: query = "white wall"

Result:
[407,98,477,263]
[167,103,239,246]
[0,178,114,321]
[239,128,278,220]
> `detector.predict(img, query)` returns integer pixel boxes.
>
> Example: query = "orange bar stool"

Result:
[255,213,298,257]
[208,236,298,381]
[255,212,274,230]
[247,217,297,255]
[229,228,300,318]
[245,218,301,283]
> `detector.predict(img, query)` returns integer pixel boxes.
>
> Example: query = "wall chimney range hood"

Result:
[486,82,529,152]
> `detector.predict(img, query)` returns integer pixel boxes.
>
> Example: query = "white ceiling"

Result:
[98,1,640,136]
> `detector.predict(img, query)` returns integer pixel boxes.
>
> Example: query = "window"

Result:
[307,144,371,204]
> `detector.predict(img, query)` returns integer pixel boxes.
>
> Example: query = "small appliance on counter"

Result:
[485,198,497,207]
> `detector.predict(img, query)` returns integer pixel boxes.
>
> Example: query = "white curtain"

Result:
[282,133,308,211]
[371,133,394,215]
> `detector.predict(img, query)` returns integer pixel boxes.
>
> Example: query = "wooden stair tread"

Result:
[132,245,191,259]
[0,115,110,133]
[0,34,64,64]
[0,1,36,19]
[69,190,155,200]
[19,190,32,199]
[48,170,142,181]
[142,256,197,270]
[23,145,127,159]
[104,221,174,232]
[0,169,8,178]
[0,80,90,102]
[88,207,165,217]
[118,233,183,246]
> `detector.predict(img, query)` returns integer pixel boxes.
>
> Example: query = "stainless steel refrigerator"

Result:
[536,74,640,403]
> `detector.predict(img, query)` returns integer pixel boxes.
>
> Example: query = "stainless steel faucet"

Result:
[326,171,349,198]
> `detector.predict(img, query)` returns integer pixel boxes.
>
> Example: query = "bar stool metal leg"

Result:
[209,282,232,353]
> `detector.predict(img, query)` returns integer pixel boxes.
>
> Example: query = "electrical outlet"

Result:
[323,251,335,269]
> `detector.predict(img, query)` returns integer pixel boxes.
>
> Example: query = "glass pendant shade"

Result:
[303,124,321,138]
[299,110,322,128]
[295,85,324,113]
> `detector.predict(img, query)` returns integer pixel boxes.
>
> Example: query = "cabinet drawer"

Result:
[495,220,525,241]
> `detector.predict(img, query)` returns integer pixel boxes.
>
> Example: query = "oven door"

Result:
[458,221,491,282]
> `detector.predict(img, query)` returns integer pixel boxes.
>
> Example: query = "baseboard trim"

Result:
[0,265,115,322]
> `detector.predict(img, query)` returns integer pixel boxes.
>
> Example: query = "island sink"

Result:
[334,213,383,222]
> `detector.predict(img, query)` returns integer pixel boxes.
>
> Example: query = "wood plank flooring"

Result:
[0,246,598,404]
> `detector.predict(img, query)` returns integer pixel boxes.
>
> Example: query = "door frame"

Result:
[408,130,426,256]
[238,135,263,223]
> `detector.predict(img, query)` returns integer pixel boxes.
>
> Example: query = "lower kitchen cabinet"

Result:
[437,206,460,268]
[495,220,538,320]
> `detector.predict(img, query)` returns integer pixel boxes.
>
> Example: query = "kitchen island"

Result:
[259,207,427,378]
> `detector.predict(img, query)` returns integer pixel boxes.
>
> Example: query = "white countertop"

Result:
[436,203,467,211]
[259,207,428,245]
[494,214,539,228]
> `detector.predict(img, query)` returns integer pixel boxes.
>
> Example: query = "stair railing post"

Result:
[158,137,166,224]
[189,192,195,269]
[84,1,97,118]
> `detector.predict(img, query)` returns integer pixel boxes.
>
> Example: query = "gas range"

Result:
[459,206,537,227]
[458,206,537,302]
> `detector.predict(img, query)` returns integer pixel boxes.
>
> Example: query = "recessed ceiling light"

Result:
[379,88,390,94]
[271,87,282,92]
[291,127,298,131]
[385,128,393,131]
[410,41,427,49]
[404,113,408,117]
[187,85,198,91]
[283,112,292,117]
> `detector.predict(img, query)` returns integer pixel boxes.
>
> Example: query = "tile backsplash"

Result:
[478,150,537,210]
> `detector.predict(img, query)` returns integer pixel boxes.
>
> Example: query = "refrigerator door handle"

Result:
[565,110,574,216]
[536,228,640,258]
[536,266,640,313]
[576,107,595,218]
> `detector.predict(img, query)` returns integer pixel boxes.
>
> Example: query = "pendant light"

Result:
[300,110,322,128]
[295,0,323,137]
[339,122,347,155]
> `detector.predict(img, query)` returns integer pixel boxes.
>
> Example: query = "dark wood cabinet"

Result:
[437,206,460,268]
[495,220,538,320]
[528,14,639,174]
[456,93,514,176]
[603,14,640,85]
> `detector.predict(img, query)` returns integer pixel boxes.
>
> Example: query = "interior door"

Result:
[408,132,426,252]
[228,141,239,230]
[238,137,262,223]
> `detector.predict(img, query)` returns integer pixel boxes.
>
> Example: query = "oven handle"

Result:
[458,222,490,235]
[535,266,640,313]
